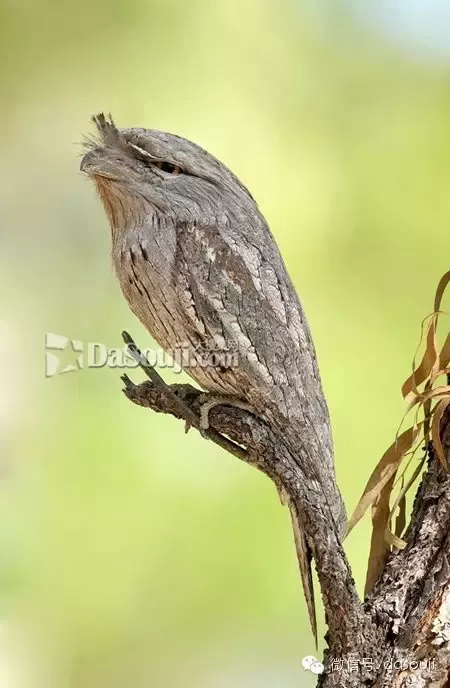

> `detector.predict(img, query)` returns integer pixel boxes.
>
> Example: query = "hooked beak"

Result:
[80,148,121,181]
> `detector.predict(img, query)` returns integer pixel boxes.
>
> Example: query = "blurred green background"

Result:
[1,1,449,686]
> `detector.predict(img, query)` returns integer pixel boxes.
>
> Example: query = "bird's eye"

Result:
[153,160,183,175]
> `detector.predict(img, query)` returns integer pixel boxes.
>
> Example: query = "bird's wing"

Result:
[174,222,318,641]
[173,220,309,410]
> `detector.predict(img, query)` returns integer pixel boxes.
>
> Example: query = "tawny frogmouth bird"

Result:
[81,114,346,640]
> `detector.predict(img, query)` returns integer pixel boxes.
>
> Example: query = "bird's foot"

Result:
[198,394,254,437]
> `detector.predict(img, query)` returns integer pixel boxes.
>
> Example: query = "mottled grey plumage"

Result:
[81,114,346,638]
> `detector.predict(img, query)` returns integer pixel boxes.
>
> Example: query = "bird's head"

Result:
[81,113,258,231]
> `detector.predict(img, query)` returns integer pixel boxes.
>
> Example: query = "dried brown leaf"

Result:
[402,270,450,403]
[352,272,450,593]
[346,425,421,538]
[364,473,395,596]
[433,270,450,313]
[402,314,439,403]
[394,492,407,541]
[431,397,450,468]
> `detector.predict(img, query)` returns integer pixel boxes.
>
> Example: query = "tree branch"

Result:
[122,333,450,687]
